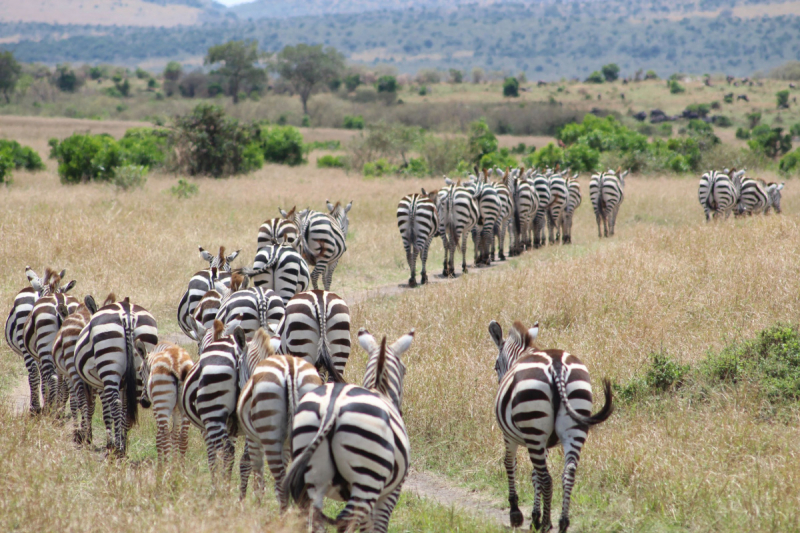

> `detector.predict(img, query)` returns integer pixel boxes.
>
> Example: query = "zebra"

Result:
[491,179,513,261]
[23,291,80,412]
[764,182,785,215]
[176,246,240,337]
[277,290,350,382]
[547,172,570,245]
[437,179,479,276]
[5,267,76,414]
[191,287,224,333]
[591,170,628,236]
[488,320,614,532]
[698,169,739,221]
[396,190,438,287]
[74,297,158,454]
[135,340,194,472]
[503,169,538,256]
[215,273,285,342]
[281,202,350,291]
[237,332,323,506]
[283,328,415,533]
[180,321,248,482]
[560,175,582,244]
[466,174,502,266]
[258,214,299,250]
[529,173,552,249]
[735,176,769,216]
[53,293,116,444]
[241,244,310,304]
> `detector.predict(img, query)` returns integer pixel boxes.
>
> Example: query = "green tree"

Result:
[449,69,463,83]
[777,90,790,109]
[273,44,345,115]
[586,71,605,84]
[468,118,498,163]
[163,61,182,82]
[601,63,620,82]
[668,79,685,94]
[503,77,520,97]
[644,70,659,80]
[344,73,361,92]
[376,75,397,93]
[54,64,81,93]
[205,40,265,105]
[0,51,21,103]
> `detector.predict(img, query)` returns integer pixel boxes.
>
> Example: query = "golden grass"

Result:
[1,119,800,531]
[0,0,202,27]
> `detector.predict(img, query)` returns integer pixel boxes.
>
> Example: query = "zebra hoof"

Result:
[499,254,506,261]
[420,274,428,285]
[408,278,417,288]
[532,511,542,531]
[510,509,524,527]
[559,516,570,533]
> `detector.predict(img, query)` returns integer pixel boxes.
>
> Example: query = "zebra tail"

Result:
[314,295,344,384]
[123,308,139,426]
[408,203,417,250]
[555,366,614,427]
[283,382,345,506]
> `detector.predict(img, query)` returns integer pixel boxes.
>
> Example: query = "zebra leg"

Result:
[371,486,403,533]
[503,439,523,527]
[419,239,431,285]
[460,230,469,274]
[310,263,324,290]
[323,259,339,292]
[498,221,507,260]
[440,235,449,277]
[239,441,252,500]
[559,453,580,533]
[23,353,42,415]
[178,414,191,461]
[155,410,170,473]
[101,387,124,455]
[66,381,81,442]
[203,423,224,482]
[532,457,553,533]
[404,243,417,288]
[336,498,374,533]
[595,211,603,238]
[471,227,480,266]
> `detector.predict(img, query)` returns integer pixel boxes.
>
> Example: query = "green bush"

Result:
[258,125,305,166]
[687,119,713,136]
[344,74,361,92]
[467,118,498,163]
[343,115,365,130]
[118,128,167,167]
[685,103,710,117]
[644,70,659,80]
[564,143,600,172]
[724,93,734,104]
[747,112,762,129]
[0,140,45,171]
[111,165,147,191]
[668,80,685,94]
[0,147,14,184]
[790,123,800,138]
[317,154,346,168]
[777,90,790,109]
[736,127,751,140]
[479,147,517,170]
[375,75,397,93]
[170,178,198,199]
[585,71,604,84]
[748,126,792,158]
[656,123,673,137]
[305,140,341,151]
[601,63,620,82]
[401,157,429,177]
[524,142,564,169]
[712,115,732,127]
[502,77,520,97]
[779,149,800,174]
[363,158,397,177]
[50,133,117,183]
[646,352,690,392]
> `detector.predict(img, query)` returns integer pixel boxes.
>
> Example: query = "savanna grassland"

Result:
[1,116,800,532]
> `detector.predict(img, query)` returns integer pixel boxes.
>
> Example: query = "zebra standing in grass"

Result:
[74,297,158,454]
[242,244,310,304]
[466,173,502,266]
[5,267,75,414]
[237,331,323,506]
[529,172,552,249]
[560,175,582,244]
[135,340,194,471]
[397,190,438,287]
[277,290,350,381]
[765,182,785,214]
[735,176,769,216]
[281,202,350,291]
[258,213,299,250]
[284,328,415,533]
[438,179,479,276]
[591,170,627,236]
[489,320,613,532]
[491,176,513,261]
[698,170,739,221]
[504,169,538,256]
[546,172,570,245]
[180,321,248,482]
[215,273,285,341]
[177,246,240,337]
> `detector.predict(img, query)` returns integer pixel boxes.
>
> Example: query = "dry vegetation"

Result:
[0,0,203,28]
[1,117,799,531]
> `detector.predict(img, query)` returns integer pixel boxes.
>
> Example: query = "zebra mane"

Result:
[212,320,224,342]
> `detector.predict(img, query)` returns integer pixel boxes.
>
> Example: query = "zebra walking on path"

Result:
[546,172,569,245]
[397,191,438,287]
[529,173,551,249]
[489,320,613,532]
[591,170,627,236]
[438,179,479,276]
[466,174,502,266]
[560,175,582,244]
[177,246,239,337]
[504,170,537,256]
[242,244,310,304]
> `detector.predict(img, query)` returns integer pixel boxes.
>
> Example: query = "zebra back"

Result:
[246,244,310,305]
[177,267,232,337]
[216,286,285,341]
[257,217,299,250]
[397,193,438,251]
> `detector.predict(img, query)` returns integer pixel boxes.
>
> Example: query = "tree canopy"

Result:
[0,51,21,103]
[272,44,345,115]
[205,40,265,104]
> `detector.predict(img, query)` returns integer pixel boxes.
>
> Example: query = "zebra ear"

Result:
[528,322,539,343]
[186,314,205,341]
[58,269,67,280]
[226,249,240,263]
[199,247,213,263]
[61,280,77,293]
[27,267,43,292]
[357,327,378,353]
[279,207,288,217]
[488,321,503,349]
[233,327,247,351]
[56,303,70,321]
[778,183,785,191]
[84,295,98,314]
[389,329,415,357]
[326,200,334,212]
[345,201,352,213]
[444,177,454,185]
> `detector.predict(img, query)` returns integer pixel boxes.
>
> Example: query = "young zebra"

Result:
[503,170,538,256]
[23,291,80,412]
[396,190,438,287]
[215,273,285,342]
[5,267,76,414]
[237,330,323,506]
[764,182,785,214]
[437,179,479,276]
[560,175,582,244]
[135,340,194,471]
[284,328,415,533]
[243,244,310,304]
[546,172,570,245]
[277,290,350,381]
[74,297,158,454]
[590,169,627,236]
[176,246,240,337]
[258,214,299,250]
[465,174,502,266]
[529,173,552,249]
[489,320,613,532]
[281,203,350,291]
[735,176,769,216]
[698,169,739,221]
[180,321,248,482]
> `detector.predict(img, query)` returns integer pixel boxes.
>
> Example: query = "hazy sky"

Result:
[215,0,257,6]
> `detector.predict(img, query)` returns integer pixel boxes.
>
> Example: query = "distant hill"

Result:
[1,0,799,79]
[0,0,213,27]
[229,0,508,20]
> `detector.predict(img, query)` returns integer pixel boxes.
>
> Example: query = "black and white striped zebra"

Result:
[698,170,739,221]
[277,290,350,381]
[764,182,785,215]
[735,176,769,216]
[466,174,502,266]
[560,175,582,244]
[491,178,513,261]
[242,244,310,304]
[284,328,414,532]
[215,274,285,342]
[397,191,438,287]
[546,172,569,244]
[176,246,239,337]
[258,214,299,250]
[74,297,158,454]
[591,170,627,236]
[489,320,613,532]
[5,267,75,414]
[437,179,479,276]
[283,203,350,291]
[529,173,552,249]
[180,321,248,482]
[503,169,538,255]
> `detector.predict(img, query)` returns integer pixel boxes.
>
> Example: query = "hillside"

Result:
[0,0,214,27]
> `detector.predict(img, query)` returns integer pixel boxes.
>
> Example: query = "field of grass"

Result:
[1,116,799,531]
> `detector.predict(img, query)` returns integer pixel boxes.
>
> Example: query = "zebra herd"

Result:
[698,169,785,220]
[397,167,627,286]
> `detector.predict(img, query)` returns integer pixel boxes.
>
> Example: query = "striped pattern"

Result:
[492,181,513,261]
[283,329,414,532]
[437,180,479,276]
[396,191,438,287]
[136,340,194,469]
[735,176,769,216]
[489,320,613,532]
[245,244,310,304]
[765,182,785,215]
[191,289,223,332]
[74,298,158,453]
[467,175,502,266]
[546,173,569,245]
[560,176,582,244]
[176,246,239,337]
[277,290,350,382]
[258,215,299,250]
[698,170,738,221]
[591,170,627,236]
[504,170,538,256]
[529,174,552,249]
[180,324,248,482]
[216,282,286,342]
[285,204,349,291]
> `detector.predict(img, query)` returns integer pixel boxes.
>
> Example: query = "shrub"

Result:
[449,69,463,84]
[418,135,470,176]
[585,71,605,84]
[668,80,685,94]
[301,115,311,127]
[777,90,790,109]
[748,127,792,158]
[601,63,620,82]
[0,140,45,171]
[710,101,721,110]
[0,147,14,184]
[687,119,714,136]
[343,73,361,92]
[564,143,600,172]
[305,140,341,151]
[479,148,518,170]
[362,158,397,177]
[644,70,659,80]
[170,178,198,199]
[343,115,365,130]
[502,77,520,97]
[111,165,147,191]
[467,118,498,163]
[736,127,751,140]
[712,115,732,127]
[317,154,346,168]
[401,157,429,177]
[656,123,673,137]
[724,93,734,104]
[375,75,397,93]
[685,103,711,118]
[779,149,800,174]
[645,351,690,392]
[50,133,118,183]
[54,64,82,92]
[118,128,167,168]
[525,142,564,169]
[791,123,800,138]
[747,111,762,129]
